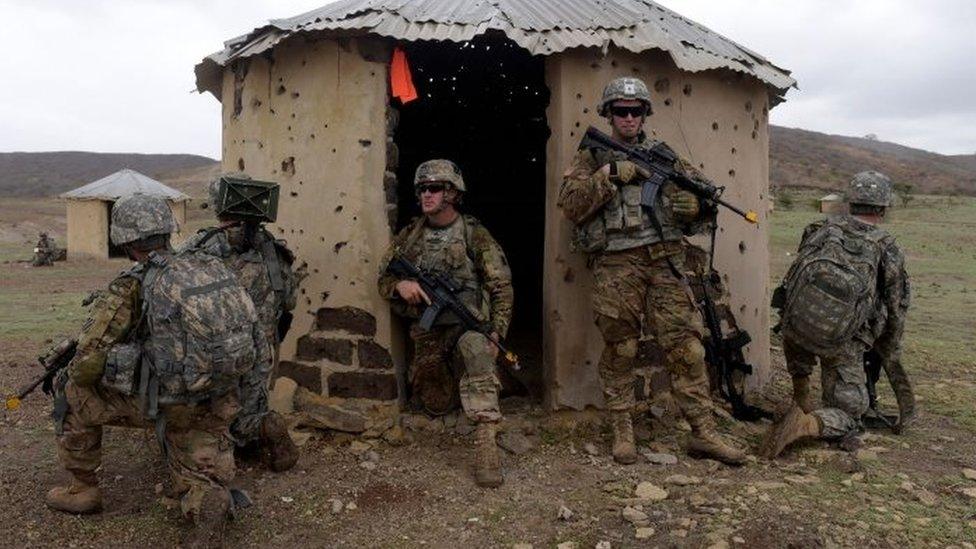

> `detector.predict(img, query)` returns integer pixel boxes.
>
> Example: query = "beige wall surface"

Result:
[66,200,109,259]
[544,48,772,410]
[221,37,393,388]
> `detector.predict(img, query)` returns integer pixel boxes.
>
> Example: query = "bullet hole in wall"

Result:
[270,108,277,115]
[281,157,295,175]
[335,205,343,213]
[729,169,735,177]
[321,291,330,301]
[359,139,372,147]
[731,147,737,155]
[287,126,292,131]
[563,267,575,283]
[699,162,705,169]
[583,107,589,114]
[300,288,306,295]
[276,85,286,95]
[291,113,296,119]
[590,62,600,69]
[238,158,245,171]
[574,121,580,128]
[739,304,747,313]
[320,236,325,242]
[305,297,312,305]
[752,131,758,140]
[654,78,669,93]
[663,98,672,106]
[251,98,262,109]
[683,84,692,96]
[291,92,300,99]
[353,216,358,221]
[711,122,719,131]
[739,241,747,253]
[576,93,582,100]
[310,133,316,139]
[733,124,738,131]
[754,119,760,131]
[333,241,348,253]
[745,100,753,112]
[332,148,337,154]
[610,60,618,67]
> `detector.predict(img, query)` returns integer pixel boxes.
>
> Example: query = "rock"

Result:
[583,443,600,456]
[708,542,730,549]
[642,451,679,465]
[348,440,372,455]
[269,377,298,414]
[784,475,817,485]
[345,501,358,511]
[649,405,666,419]
[733,536,745,544]
[294,388,368,433]
[359,461,377,471]
[383,425,412,446]
[635,482,669,501]
[622,506,649,526]
[958,487,976,499]
[855,448,879,461]
[402,414,434,432]
[329,498,343,514]
[635,527,655,540]
[557,505,574,521]
[898,481,915,492]
[753,481,788,490]
[595,542,611,549]
[497,430,535,455]
[512,544,533,549]
[555,543,578,549]
[672,529,688,538]
[365,450,380,463]
[914,489,937,506]
[665,474,701,486]
[962,468,976,481]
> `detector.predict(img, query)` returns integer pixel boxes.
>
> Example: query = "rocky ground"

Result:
[2,197,975,548]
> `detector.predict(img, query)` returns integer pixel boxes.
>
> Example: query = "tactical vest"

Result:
[396,215,486,324]
[574,141,685,254]
[781,215,889,355]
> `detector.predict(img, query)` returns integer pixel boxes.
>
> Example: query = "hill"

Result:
[0,151,216,197]
[770,126,976,195]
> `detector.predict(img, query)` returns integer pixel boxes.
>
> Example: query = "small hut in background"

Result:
[819,193,846,214]
[61,169,189,259]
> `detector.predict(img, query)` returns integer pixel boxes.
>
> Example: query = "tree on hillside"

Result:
[894,181,915,207]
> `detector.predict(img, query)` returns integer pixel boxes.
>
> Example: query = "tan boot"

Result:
[45,475,102,514]
[610,411,638,465]
[260,411,298,472]
[758,405,822,459]
[686,430,747,466]
[792,375,815,413]
[473,422,503,488]
[180,488,231,549]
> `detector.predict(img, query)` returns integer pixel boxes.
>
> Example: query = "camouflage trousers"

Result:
[57,381,239,518]
[409,323,501,423]
[591,245,714,430]
[784,337,868,439]
[230,334,276,443]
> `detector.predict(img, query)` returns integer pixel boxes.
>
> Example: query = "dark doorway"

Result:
[393,32,550,398]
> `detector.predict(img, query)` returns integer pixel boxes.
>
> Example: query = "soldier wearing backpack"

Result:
[47,194,266,547]
[181,175,305,472]
[760,171,913,459]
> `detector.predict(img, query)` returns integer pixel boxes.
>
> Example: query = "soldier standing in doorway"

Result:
[378,159,514,488]
[762,171,913,458]
[558,77,747,466]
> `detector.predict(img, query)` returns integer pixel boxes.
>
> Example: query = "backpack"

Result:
[780,217,885,356]
[141,250,260,406]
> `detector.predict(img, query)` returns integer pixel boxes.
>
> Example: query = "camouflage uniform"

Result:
[559,138,718,425]
[32,233,56,266]
[378,214,513,422]
[179,224,301,442]
[782,214,911,438]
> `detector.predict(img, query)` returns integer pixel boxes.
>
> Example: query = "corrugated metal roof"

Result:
[195,0,795,104]
[61,169,189,202]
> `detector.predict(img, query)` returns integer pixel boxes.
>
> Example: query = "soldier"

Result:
[32,232,56,266]
[558,77,746,465]
[180,174,305,472]
[761,171,913,458]
[46,194,264,546]
[378,159,513,488]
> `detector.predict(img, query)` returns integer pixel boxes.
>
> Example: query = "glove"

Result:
[670,190,700,221]
[607,161,650,185]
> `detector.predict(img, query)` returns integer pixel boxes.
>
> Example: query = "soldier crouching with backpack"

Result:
[760,171,913,459]
[47,194,266,547]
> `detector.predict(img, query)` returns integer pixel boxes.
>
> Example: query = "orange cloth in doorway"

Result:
[391,46,418,104]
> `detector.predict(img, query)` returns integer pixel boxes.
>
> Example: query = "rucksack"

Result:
[142,250,260,406]
[780,217,886,356]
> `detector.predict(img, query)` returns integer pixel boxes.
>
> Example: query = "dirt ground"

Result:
[2,196,975,548]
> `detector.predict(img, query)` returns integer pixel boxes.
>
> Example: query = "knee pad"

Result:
[613,338,639,359]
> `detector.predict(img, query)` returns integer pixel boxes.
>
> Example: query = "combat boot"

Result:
[45,474,102,514]
[610,411,638,465]
[180,488,231,549]
[792,375,815,413]
[259,411,298,472]
[473,422,503,488]
[758,405,822,459]
[686,430,747,466]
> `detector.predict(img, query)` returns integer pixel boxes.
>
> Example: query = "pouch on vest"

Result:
[572,218,608,254]
[101,342,142,395]
[620,185,644,231]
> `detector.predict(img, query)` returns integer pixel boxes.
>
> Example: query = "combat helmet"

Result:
[414,159,465,192]
[847,171,892,207]
[110,193,177,246]
[598,77,653,117]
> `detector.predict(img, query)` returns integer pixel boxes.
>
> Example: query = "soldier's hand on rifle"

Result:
[670,189,700,221]
[602,161,650,185]
[395,280,431,306]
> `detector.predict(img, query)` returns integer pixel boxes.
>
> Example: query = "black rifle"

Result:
[578,126,759,225]
[863,349,899,431]
[386,254,519,370]
[5,338,78,410]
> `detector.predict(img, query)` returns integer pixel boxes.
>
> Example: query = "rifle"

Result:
[385,254,519,370]
[863,349,899,431]
[5,338,78,411]
[578,126,759,225]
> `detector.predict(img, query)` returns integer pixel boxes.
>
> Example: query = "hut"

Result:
[819,193,846,214]
[61,169,189,259]
[194,0,796,409]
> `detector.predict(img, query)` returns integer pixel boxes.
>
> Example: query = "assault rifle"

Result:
[5,338,78,410]
[578,126,759,225]
[863,349,899,431]
[385,254,519,370]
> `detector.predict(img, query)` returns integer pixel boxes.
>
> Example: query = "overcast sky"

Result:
[1,0,973,158]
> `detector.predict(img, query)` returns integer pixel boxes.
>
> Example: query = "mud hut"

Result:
[61,169,189,259]
[819,193,846,214]
[194,0,795,409]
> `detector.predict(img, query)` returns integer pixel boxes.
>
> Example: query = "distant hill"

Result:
[155,162,223,198]
[0,151,217,197]
[770,126,976,196]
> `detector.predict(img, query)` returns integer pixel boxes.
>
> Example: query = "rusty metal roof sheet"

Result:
[61,169,190,202]
[195,0,796,104]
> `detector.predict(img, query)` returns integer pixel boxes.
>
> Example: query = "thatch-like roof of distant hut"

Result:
[61,168,189,202]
